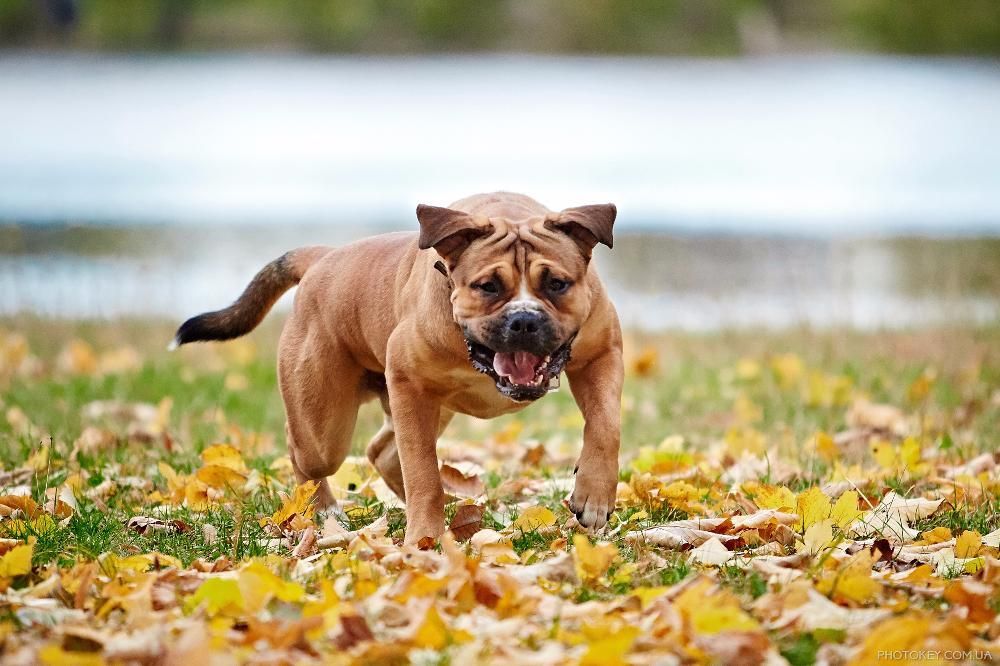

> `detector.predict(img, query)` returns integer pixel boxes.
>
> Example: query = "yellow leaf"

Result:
[797,519,835,555]
[689,605,759,635]
[662,480,703,509]
[830,490,863,529]
[580,624,640,666]
[631,586,669,609]
[184,480,211,511]
[770,353,803,389]
[917,527,953,545]
[101,552,182,577]
[268,480,318,527]
[724,427,766,456]
[239,561,305,613]
[630,347,658,377]
[38,645,105,666]
[907,373,934,403]
[200,443,247,472]
[184,578,244,617]
[754,484,796,511]
[870,439,896,469]
[0,542,32,577]
[796,487,832,530]
[195,464,248,489]
[899,437,922,471]
[26,444,49,473]
[854,616,930,662]
[814,431,838,463]
[4,515,57,537]
[511,506,556,532]
[956,530,982,558]
[329,458,372,496]
[836,570,882,605]
[963,558,984,575]
[898,564,935,584]
[412,605,448,650]
[573,535,618,582]
[735,358,760,381]
[819,551,881,606]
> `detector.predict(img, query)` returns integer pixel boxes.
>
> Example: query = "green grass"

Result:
[1,317,999,585]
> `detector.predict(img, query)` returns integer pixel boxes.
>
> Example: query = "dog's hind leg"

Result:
[279,325,368,514]
[366,392,453,503]
[287,423,337,510]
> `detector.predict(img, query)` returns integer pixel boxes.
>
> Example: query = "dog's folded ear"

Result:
[548,204,617,255]
[416,204,490,262]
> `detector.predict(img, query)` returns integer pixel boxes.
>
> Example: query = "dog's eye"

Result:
[474,280,499,295]
[547,278,570,294]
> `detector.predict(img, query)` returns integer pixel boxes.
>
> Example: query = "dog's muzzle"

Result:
[464,332,575,402]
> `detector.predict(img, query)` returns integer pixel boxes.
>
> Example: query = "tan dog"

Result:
[173,192,623,544]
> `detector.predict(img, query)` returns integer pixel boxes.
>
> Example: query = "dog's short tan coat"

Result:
[175,192,623,544]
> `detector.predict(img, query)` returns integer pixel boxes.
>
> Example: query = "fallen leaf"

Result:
[448,504,484,541]
[573,535,618,582]
[440,464,485,499]
[955,530,982,558]
[267,481,318,528]
[511,506,556,532]
[688,537,734,566]
[0,541,33,577]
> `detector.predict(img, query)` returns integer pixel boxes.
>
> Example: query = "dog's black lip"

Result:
[464,334,575,402]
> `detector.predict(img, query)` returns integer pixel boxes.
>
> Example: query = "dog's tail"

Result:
[169,246,331,349]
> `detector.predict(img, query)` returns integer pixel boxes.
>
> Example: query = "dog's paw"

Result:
[569,465,617,531]
[403,521,446,547]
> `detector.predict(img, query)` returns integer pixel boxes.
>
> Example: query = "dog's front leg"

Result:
[567,347,624,531]
[387,371,446,545]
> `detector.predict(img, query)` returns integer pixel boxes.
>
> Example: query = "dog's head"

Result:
[417,201,616,402]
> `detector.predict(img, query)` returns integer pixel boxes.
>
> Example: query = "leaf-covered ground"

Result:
[0,318,998,665]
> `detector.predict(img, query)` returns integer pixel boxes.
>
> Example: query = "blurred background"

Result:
[1,0,999,330]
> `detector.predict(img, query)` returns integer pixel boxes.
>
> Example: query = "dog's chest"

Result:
[441,370,533,419]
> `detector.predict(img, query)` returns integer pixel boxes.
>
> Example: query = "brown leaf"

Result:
[521,444,545,467]
[61,626,105,653]
[944,580,996,624]
[448,504,484,542]
[126,516,186,536]
[871,538,894,564]
[73,563,95,610]
[440,464,485,499]
[416,536,437,550]
[697,630,770,665]
[0,495,42,519]
[335,614,375,650]
[473,572,503,608]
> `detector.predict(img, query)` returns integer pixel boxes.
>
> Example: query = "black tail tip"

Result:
[169,313,216,350]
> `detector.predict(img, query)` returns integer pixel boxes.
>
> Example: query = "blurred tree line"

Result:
[2,0,999,55]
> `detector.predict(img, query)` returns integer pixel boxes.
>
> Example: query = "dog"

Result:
[172,192,623,545]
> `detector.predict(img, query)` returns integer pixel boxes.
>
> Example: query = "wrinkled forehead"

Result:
[460,218,585,274]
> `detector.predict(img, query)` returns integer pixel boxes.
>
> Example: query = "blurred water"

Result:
[1,54,999,232]
[1,54,998,328]
[1,225,997,330]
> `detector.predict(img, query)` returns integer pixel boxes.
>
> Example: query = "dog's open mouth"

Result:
[465,336,574,402]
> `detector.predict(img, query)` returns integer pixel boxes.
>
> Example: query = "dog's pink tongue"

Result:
[493,351,541,385]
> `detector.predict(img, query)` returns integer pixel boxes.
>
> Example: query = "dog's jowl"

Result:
[173,192,624,545]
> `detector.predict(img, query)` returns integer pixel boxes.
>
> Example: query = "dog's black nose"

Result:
[507,311,542,335]
[497,310,556,354]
